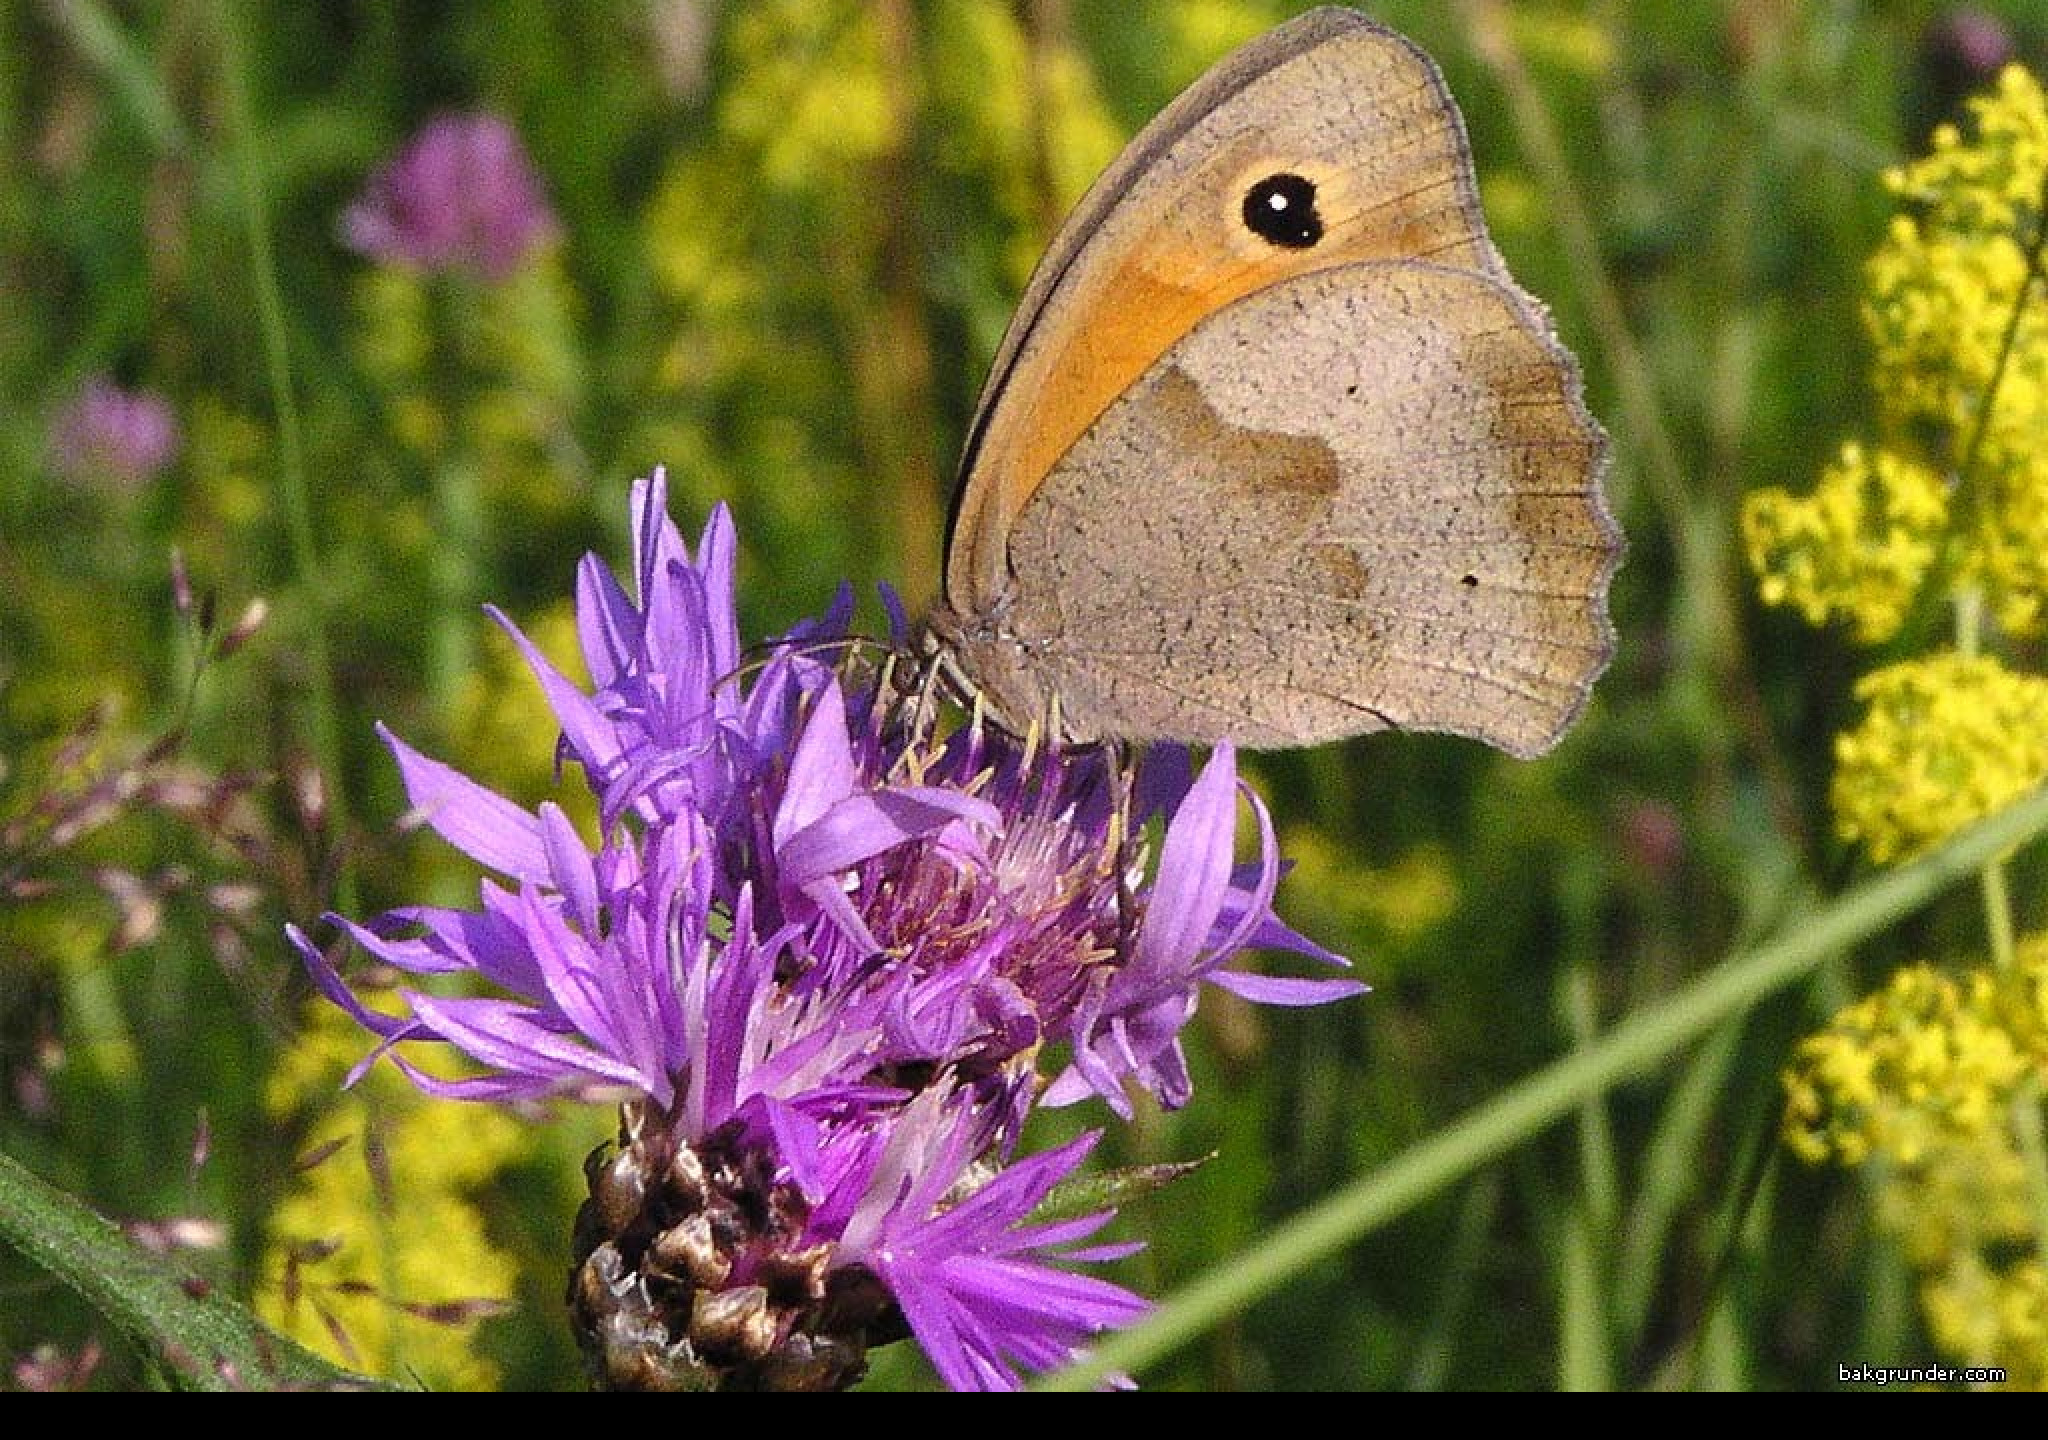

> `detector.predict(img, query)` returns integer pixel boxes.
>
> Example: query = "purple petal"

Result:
[404,990,648,1094]
[574,553,636,691]
[287,924,410,1040]
[537,804,600,935]
[774,684,858,848]
[1209,971,1370,1005]
[1133,744,1238,978]
[1217,879,1351,969]
[694,504,742,706]
[489,606,621,780]
[378,723,547,881]
[777,787,997,889]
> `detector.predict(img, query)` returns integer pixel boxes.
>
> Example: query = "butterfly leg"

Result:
[1105,739,1142,953]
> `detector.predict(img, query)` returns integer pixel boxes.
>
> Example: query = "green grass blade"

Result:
[45,0,191,154]
[0,1147,390,1390]
[213,0,355,912]
[1614,1020,1744,1339]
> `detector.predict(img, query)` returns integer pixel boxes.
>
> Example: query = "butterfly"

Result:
[923,7,1619,759]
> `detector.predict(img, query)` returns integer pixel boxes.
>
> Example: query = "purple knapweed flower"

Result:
[49,380,179,488]
[292,468,1362,1390]
[341,112,558,281]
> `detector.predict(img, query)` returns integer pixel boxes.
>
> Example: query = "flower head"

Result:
[295,469,1360,1388]
[1922,9,2015,98]
[1830,652,2048,864]
[1782,957,2036,1168]
[1781,935,2048,1387]
[342,112,558,281]
[1743,64,2048,639]
[1741,441,1949,644]
[49,379,179,488]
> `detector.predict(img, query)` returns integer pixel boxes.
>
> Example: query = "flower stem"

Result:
[1980,820,2048,1264]
[1982,851,2017,970]
[45,0,192,154]
[423,279,487,709]
[1950,161,2048,505]
[215,0,356,912]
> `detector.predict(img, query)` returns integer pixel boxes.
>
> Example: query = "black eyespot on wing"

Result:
[1242,173,1323,249]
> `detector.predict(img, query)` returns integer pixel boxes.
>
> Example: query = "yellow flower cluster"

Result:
[258,1005,528,1390]
[1831,653,2048,864]
[1745,64,2048,640]
[1740,442,1949,643]
[1869,66,2048,635]
[1783,955,2041,1167]
[1885,64,2048,268]
[1889,1126,2048,1388]
[1785,938,2048,1384]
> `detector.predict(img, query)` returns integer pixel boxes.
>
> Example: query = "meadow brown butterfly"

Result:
[924,7,1620,758]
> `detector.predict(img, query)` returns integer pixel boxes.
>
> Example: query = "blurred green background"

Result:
[2,0,2040,1391]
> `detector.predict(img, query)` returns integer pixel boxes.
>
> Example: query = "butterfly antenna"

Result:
[886,632,966,750]
[718,632,894,694]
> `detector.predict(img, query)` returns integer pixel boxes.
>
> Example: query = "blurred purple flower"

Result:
[49,380,179,487]
[1919,8,2016,123]
[341,112,558,281]
[1928,7,2014,79]
[293,468,1361,1389]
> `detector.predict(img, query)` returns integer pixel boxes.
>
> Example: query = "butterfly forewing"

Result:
[947,10,1506,618]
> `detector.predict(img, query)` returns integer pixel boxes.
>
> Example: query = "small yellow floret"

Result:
[1831,654,2048,864]
[1742,442,1949,643]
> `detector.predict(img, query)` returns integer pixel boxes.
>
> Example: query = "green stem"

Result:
[1983,856,2016,972]
[1038,783,2048,1390]
[45,0,191,154]
[1556,1211,1610,1391]
[0,1147,388,1390]
[1954,586,1983,658]
[1950,163,2048,503]
[2012,1082,2048,1273]
[426,453,484,706]
[1401,1174,1501,1390]
[215,0,355,913]
[1952,578,2048,1259]
[1613,1020,1744,1341]
[424,280,486,709]
[1982,840,2048,1262]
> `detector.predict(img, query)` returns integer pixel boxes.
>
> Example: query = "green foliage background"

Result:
[2,0,2040,1390]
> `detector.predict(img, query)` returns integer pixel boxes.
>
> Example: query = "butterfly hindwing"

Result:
[971,261,1616,756]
